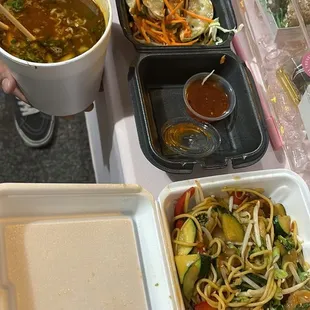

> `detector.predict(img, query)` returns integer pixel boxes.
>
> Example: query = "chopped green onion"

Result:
[274,268,288,280]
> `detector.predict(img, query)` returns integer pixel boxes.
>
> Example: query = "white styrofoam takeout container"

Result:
[0,169,309,309]
[0,0,112,116]
[0,184,176,310]
[158,169,310,309]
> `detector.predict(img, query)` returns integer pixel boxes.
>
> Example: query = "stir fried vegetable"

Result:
[171,183,310,309]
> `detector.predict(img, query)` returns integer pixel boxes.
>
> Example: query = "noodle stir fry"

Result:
[172,182,310,310]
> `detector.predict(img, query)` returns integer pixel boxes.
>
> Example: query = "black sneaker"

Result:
[14,97,56,148]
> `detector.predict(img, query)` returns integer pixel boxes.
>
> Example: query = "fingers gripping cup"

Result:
[0,0,112,116]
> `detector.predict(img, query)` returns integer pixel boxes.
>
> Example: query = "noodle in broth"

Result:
[0,0,106,63]
[172,183,310,310]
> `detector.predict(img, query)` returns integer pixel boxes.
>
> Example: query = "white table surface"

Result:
[98,0,289,197]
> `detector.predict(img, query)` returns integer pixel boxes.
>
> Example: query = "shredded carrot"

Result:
[167,32,177,43]
[163,0,174,13]
[133,17,143,33]
[169,36,176,43]
[167,1,184,18]
[164,0,182,19]
[152,34,168,44]
[170,38,199,45]
[182,9,214,23]
[149,33,168,44]
[220,55,226,65]
[161,19,170,44]
[166,19,187,25]
[144,20,161,29]
[142,17,170,45]
[140,20,151,43]
[183,28,192,38]
[135,0,141,11]
[140,28,151,43]
[167,19,186,23]
[144,26,168,44]
[149,28,163,35]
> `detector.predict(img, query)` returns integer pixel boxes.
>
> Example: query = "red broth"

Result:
[0,0,106,63]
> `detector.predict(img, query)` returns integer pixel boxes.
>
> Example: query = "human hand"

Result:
[0,61,27,102]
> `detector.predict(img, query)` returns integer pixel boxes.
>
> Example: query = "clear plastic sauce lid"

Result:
[162,117,221,158]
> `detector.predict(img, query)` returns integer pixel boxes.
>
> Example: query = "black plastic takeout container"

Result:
[117,0,269,173]
[116,0,237,52]
[128,51,269,173]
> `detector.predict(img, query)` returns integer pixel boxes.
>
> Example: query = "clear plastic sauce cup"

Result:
[183,72,236,122]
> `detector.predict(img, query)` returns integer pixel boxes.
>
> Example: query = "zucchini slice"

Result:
[176,219,197,256]
[213,206,229,217]
[247,273,267,286]
[175,254,199,284]
[274,215,291,237]
[237,282,253,292]
[183,257,201,301]
[175,254,211,284]
[199,255,211,279]
[274,203,287,216]
[182,254,211,301]
[221,213,245,242]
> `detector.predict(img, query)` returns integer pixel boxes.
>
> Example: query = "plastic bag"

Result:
[287,0,310,26]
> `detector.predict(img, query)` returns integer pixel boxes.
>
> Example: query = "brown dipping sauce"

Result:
[186,79,229,119]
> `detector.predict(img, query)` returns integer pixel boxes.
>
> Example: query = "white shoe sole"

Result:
[14,116,56,148]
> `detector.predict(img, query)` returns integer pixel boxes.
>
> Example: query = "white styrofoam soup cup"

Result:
[0,0,112,116]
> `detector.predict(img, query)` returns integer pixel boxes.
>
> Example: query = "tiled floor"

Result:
[0,93,95,183]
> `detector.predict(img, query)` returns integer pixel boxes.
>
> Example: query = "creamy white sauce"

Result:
[4,216,147,310]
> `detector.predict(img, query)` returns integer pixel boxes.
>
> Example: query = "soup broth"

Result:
[0,0,106,63]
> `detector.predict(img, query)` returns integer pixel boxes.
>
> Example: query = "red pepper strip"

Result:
[174,187,195,229]
[196,243,205,254]
[195,302,216,310]
[233,191,248,205]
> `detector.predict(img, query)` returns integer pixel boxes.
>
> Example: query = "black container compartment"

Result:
[128,51,269,173]
[116,0,237,52]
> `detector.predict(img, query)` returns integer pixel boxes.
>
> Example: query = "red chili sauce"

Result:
[186,78,229,119]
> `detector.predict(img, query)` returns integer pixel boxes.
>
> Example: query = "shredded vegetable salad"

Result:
[125,0,243,46]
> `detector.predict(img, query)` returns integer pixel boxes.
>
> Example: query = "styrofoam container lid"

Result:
[0,184,177,310]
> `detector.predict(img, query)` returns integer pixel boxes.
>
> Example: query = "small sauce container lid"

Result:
[183,72,236,122]
[162,117,221,158]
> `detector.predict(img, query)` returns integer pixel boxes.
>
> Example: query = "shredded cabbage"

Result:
[207,18,244,44]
